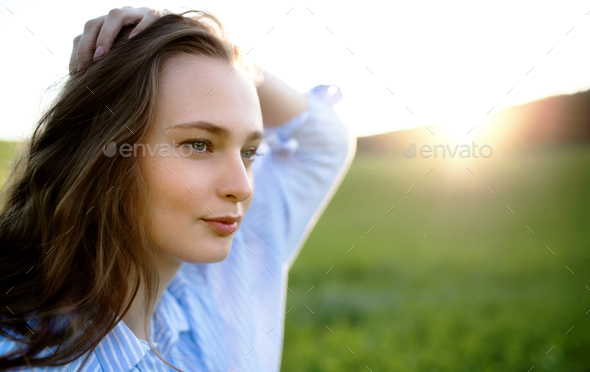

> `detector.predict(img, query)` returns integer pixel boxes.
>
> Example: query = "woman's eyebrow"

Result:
[165,120,263,141]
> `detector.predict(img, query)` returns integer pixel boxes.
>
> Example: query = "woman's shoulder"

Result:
[0,334,104,371]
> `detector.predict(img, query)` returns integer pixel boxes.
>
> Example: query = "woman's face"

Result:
[140,54,263,266]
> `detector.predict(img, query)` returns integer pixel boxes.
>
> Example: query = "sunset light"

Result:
[1,0,590,140]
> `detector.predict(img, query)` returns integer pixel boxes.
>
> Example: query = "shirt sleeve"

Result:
[242,84,356,270]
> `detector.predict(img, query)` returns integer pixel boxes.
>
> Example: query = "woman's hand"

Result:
[70,6,167,74]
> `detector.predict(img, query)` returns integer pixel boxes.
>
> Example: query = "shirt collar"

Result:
[93,271,191,371]
[94,318,151,372]
[152,272,191,351]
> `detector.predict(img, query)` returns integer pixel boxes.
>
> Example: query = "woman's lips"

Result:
[201,219,237,236]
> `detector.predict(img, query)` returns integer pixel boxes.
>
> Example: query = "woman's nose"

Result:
[217,153,253,203]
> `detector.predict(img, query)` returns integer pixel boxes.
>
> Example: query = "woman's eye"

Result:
[189,139,211,153]
[243,149,262,161]
[184,139,260,161]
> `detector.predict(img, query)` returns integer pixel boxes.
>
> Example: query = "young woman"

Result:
[0,7,355,371]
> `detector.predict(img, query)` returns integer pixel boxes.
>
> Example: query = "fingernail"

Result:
[93,46,104,61]
[77,63,86,72]
[129,30,137,38]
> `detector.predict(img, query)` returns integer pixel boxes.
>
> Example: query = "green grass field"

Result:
[282,143,590,371]
[0,141,20,189]
[0,140,588,371]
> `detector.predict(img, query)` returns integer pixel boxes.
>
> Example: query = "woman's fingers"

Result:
[94,7,158,60]
[73,7,166,73]
[68,34,81,75]
[126,9,166,39]
[75,15,106,72]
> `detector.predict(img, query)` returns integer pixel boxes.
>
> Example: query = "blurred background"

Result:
[1,0,589,370]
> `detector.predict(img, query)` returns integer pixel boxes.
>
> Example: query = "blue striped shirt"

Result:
[0,84,356,371]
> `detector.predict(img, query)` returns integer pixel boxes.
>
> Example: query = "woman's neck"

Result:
[122,253,183,341]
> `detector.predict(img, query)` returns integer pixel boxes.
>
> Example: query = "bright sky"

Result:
[1,0,589,141]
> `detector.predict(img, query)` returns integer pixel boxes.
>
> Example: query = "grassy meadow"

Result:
[282,142,590,371]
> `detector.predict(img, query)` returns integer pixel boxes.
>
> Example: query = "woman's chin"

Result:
[182,243,232,264]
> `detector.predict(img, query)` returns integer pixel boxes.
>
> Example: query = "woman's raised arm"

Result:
[254,66,308,127]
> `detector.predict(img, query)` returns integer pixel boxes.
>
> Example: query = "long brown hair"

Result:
[0,10,260,371]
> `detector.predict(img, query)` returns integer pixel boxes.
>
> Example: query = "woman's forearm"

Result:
[254,65,308,128]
